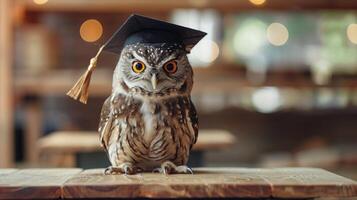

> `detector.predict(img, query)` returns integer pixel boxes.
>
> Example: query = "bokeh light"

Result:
[311,59,332,85]
[196,40,220,63]
[249,0,266,6]
[252,87,281,113]
[80,19,103,43]
[347,24,357,44]
[267,22,289,46]
[234,19,267,57]
[33,0,48,5]
[190,39,220,65]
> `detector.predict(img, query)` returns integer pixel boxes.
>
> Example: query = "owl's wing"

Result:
[99,94,139,151]
[98,96,112,151]
[188,99,199,146]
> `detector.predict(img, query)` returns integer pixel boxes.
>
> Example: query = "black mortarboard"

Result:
[103,14,207,54]
[67,14,206,104]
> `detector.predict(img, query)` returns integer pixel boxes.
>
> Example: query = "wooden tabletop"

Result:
[0,167,356,199]
[38,129,236,153]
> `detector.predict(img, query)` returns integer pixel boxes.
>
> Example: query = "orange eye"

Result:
[163,60,177,74]
[132,61,146,74]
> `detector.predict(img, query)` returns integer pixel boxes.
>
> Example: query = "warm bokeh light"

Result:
[249,0,266,6]
[266,22,289,46]
[33,0,48,5]
[347,24,357,44]
[200,40,219,63]
[192,39,220,63]
[80,19,103,43]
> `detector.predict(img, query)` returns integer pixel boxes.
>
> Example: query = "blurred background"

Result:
[1,0,357,179]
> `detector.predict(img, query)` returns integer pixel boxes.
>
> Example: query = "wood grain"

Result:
[62,168,357,199]
[62,168,271,199]
[0,169,17,176]
[0,168,82,199]
[254,168,357,198]
[38,129,236,153]
[0,168,356,199]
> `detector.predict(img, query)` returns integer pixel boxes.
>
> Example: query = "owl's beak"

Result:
[151,73,157,90]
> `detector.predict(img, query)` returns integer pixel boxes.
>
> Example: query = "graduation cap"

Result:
[67,14,207,104]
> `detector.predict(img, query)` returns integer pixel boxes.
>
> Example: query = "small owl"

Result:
[66,14,205,175]
[99,42,198,175]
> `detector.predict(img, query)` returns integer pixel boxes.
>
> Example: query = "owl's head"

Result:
[113,43,193,98]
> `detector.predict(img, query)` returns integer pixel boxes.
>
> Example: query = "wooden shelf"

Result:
[14,69,112,97]
[14,68,357,98]
[18,0,357,13]
[38,130,236,153]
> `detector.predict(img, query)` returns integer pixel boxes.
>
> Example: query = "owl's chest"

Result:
[139,101,166,144]
[108,95,194,167]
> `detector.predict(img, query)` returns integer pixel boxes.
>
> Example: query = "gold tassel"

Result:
[66,45,105,104]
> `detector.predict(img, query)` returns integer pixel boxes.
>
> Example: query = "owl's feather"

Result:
[187,99,199,147]
[99,93,141,150]
[98,96,111,150]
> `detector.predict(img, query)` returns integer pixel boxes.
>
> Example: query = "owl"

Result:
[98,42,199,175]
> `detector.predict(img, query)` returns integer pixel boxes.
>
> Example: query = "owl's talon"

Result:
[123,165,134,175]
[163,166,169,175]
[153,161,193,175]
[104,166,121,175]
[124,167,129,175]
[104,163,137,175]
[104,167,110,175]
[175,165,193,174]
[152,168,160,173]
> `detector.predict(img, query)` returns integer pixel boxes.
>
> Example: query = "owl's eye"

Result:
[132,61,146,74]
[163,60,177,74]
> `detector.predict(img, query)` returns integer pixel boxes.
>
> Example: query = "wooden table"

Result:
[38,130,236,168]
[0,168,357,199]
